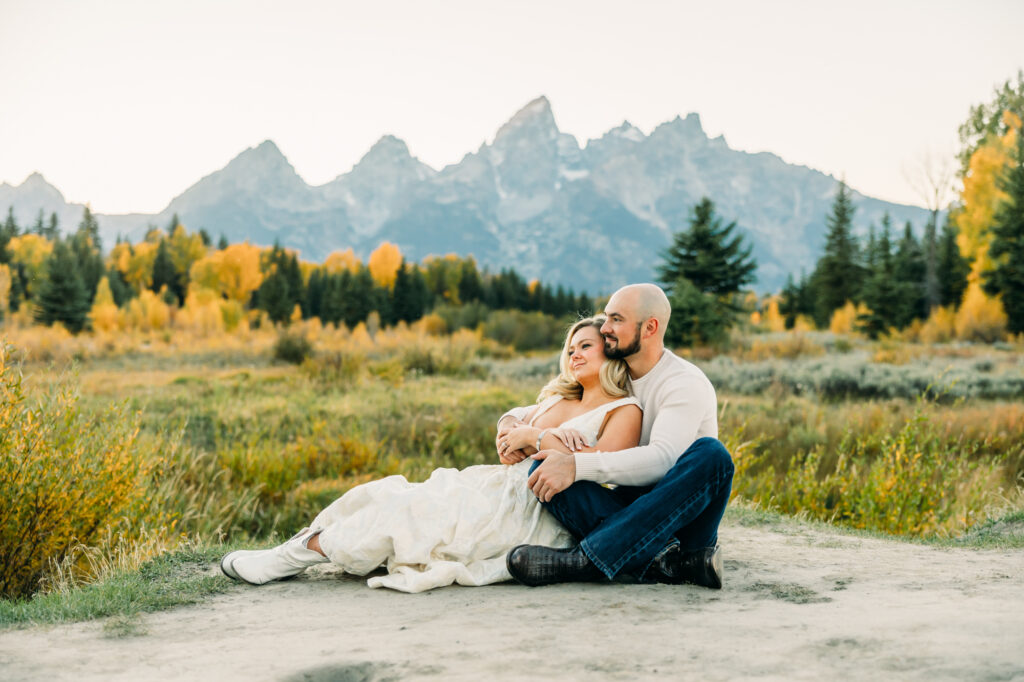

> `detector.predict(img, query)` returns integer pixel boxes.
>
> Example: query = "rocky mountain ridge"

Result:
[2,97,932,293]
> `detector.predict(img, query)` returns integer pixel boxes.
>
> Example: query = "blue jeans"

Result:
[529,437,734,580]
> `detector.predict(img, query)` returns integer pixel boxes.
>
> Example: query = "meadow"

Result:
[1,319,1023,608]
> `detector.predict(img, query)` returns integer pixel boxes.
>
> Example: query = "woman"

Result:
[220,316,642,593]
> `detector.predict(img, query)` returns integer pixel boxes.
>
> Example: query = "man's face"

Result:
[601,294,644,359]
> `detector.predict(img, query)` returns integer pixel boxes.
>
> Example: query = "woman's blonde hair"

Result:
[537,316,630,402]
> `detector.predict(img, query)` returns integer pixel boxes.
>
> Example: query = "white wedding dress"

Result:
[307,395,640,593]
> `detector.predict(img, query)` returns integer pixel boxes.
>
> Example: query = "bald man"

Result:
[498,283,733,588]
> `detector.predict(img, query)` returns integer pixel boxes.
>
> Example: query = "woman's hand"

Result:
[496,418,529,465]
[504,424,539,452]
[548,427,589,452]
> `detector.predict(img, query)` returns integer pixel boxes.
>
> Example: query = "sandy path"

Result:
[2,517,1022,681]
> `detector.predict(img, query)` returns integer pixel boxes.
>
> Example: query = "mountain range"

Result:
[0,96,932,294]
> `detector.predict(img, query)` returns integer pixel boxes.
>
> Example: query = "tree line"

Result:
[0,208,592,334]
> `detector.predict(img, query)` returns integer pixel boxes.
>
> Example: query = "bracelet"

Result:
[535,429,548,452]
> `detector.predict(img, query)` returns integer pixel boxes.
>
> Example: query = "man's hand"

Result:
[527,450,576,502]
[496,417,527,465]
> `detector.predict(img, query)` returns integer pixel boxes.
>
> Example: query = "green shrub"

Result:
[272,331,314,364]
[482,310,567,350]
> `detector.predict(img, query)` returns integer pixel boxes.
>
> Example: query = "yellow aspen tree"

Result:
[368,241,403,289]
[954,282,1007,342]
[7,234,53,299]
[955,111,1021,278]
[189,242,263,303]
[324,248,361,273]
[168,224,207,285]
[0,264,10,312]
[89,277,121,332]
[122,241,158,293]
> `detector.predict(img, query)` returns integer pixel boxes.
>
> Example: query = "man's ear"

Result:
[643,317,660,339]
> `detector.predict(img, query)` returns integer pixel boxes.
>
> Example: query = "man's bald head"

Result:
[606,284,671,340]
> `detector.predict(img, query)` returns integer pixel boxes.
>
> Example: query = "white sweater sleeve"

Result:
[573,379,714,487]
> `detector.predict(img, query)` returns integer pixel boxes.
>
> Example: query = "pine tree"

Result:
[657,197,757,300]
[34,240,90,332]
[893,221,926,327]
[922,214,940,312]
[43,212,59,240]
[217,234,229,250]
[150,239,178,302]
[198,228,212,247]
[71,206,105,300]
[257,269,292,324]
[936,216,969,307]
[810,181,864,326]
[858,217,900,338]
[983,131,1024,334]
[0,207,18,264]
[105,266,134,307]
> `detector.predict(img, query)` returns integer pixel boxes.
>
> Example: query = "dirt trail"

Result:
[2,517,1022,681]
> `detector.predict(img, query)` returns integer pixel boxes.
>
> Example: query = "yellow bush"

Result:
[918,305,957,344]
[828,301,868,336]
[177,286,225,336]
[954,282,1007,342]
[89,277,122,333]
[125,289,171,332]
[0,347,150,598]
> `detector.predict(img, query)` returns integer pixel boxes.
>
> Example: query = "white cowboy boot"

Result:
[220,528,328,585]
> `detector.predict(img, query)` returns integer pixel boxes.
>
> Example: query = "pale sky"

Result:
[1,0,1022,215]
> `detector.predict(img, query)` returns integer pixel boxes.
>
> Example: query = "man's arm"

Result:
[573,382,716,487]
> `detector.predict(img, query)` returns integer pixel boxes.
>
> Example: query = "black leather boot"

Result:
[506,544,608,586]
[648,544,723,589]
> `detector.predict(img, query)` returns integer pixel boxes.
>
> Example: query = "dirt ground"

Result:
[1,516,1022,681]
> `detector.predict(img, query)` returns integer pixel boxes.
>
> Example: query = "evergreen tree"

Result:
[70,206,105,300]
[936,216,970,307]
[663,278,730,347]
[31,209,45,235]
[810,181,864,326]
[150,239,180,302]
[167,213,181,235]
[893,221,926,326]
[0,207,18,264]
[43,212,59,240]
[105,267,134,307]
[34,240,90,333]
[305,269,325,320]
[341,268,375,328]
[198,228,212,247]
[257,269,292,324]
[320,273,342,326]
[657,197,757,301]
[457,259,484,303]
[983,131,1024,334]
[922,214,941,312]
[392,261,430,323]
[217,234,229,250]
[657,197,756,343]
[858,217,900,338]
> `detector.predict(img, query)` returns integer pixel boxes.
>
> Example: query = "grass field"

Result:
[2,323,1022,615]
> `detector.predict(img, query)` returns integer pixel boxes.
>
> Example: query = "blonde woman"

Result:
[221,316,642,593]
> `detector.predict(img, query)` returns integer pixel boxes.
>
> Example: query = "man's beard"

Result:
[604,322,643,359]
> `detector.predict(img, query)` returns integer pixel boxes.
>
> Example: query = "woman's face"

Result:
[567,325,606,382]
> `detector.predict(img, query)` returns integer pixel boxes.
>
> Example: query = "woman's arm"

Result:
[506,404,643,456]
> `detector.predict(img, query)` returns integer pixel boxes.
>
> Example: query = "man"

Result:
[497,283,733,588]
